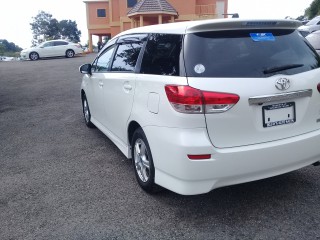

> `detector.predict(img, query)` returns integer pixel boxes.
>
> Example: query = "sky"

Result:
[0,0,314,49]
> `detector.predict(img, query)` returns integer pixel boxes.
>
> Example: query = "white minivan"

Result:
[80,19,320,195]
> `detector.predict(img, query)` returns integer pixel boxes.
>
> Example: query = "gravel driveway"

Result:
[0,55,319,240]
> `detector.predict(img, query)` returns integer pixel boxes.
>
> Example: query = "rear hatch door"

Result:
[184,26,320,148]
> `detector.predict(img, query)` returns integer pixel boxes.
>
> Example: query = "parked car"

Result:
[298,15,320,34]
[20,40,83,60]
[306,30,320,54]
[0,56,14,61]
[79,19,320,195]
[302,19,309,25]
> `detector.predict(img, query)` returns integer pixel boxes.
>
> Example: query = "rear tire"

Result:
[82,94,95,128]
[132,128,159,193]
[29,52,39,61]
[66,49,75,58]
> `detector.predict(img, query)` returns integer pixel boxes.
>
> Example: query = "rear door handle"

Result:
[123,82,132,91]
[99,81,103,88]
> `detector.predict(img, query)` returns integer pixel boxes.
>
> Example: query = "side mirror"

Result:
[79,64,92,75]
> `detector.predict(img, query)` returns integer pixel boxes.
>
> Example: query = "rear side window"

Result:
[111,42,143,72]
[140,34,182,76]
[54,41,68,46]
[184,29,320,78]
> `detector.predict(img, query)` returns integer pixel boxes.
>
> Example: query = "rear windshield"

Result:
[184,29,320,78]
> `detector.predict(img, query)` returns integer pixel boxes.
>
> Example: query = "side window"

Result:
[93,46,115,72]
[54,41,68,46]
[111,42,143,72]
[43,42,54,48]
[140,34,182,76]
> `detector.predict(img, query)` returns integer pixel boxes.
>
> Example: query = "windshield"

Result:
[184,29,320,78]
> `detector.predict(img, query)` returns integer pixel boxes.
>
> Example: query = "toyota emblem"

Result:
[275,78,290,91]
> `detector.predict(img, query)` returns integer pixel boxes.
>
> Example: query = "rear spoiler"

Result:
[186,19,302,33]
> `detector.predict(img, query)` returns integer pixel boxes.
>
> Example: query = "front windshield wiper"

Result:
[263,64,304,74]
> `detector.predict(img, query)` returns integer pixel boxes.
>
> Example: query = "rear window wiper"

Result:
[263,64,304,74]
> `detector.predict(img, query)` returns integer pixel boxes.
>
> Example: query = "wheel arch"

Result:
[128,121,142,149]
[81,89,85,98]
[66,49,75,54]
[81,89,86,104]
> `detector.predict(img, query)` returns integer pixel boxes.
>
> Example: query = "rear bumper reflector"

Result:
[188,154,211,160]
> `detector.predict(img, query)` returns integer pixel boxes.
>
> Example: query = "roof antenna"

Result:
[223,13,239,18]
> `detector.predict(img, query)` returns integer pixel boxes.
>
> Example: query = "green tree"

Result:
[0,44,5,55]
[30,11,54,45]
[48,19,60,40]
[0,39,22,52]
[30,11,81,45]
[305,0,320,18]
[59,20,81,42]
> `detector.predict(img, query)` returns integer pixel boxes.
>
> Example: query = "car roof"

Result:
[114,19,302,38]
[45,40,69,43]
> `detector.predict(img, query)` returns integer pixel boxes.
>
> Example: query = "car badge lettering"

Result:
[275,78,290,91]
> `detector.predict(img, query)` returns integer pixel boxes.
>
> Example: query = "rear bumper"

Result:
[74,49,84,55]
[143,126,320,195]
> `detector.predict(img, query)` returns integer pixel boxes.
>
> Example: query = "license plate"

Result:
[262,102,296,128]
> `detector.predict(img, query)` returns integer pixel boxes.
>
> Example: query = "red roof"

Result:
[127,0,178,16]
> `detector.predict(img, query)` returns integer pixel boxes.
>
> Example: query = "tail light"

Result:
[317,83,320,93]
[165,85,239,114]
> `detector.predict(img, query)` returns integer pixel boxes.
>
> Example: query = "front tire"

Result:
[29,52,39,61]
[132,128,158,193]
[82,94,95,128]
[66,49,75,58]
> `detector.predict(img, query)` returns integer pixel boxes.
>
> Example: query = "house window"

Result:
[127,0,137,8]
[97,9,106,18]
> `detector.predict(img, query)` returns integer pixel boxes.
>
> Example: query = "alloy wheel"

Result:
[134,138,150,182]
[30,52,38,60]
[83,98,90,123]
[66,50,74,58]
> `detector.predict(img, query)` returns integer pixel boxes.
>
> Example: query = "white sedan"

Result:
[20,40,83,60]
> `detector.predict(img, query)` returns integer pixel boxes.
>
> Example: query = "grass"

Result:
[0,51,20,57]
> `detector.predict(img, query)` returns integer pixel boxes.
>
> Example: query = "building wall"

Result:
[168,0,196,15]
[196,0,215,5]
[85,0,228,51]
[87,2,110,26]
